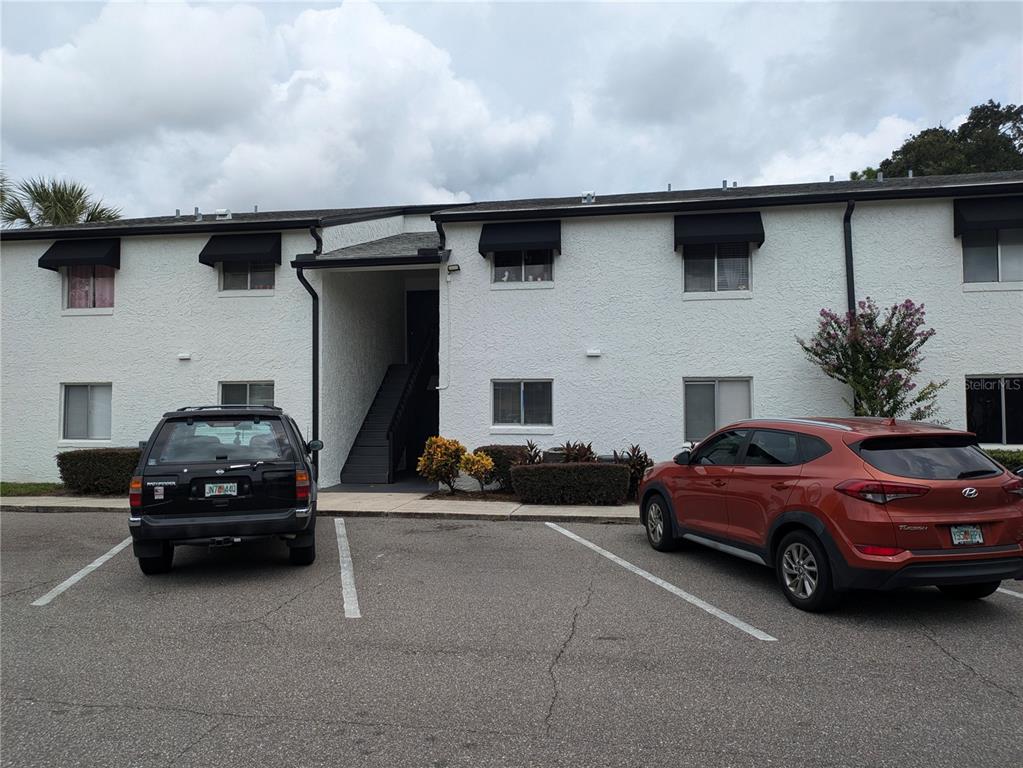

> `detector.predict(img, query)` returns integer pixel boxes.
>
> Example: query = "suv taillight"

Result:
[836,479,929,504]
[1003,477,1023,497]
[129,476,143,508]
[295,470,310,502]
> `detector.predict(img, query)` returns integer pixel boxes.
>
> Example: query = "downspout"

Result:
[434,219,452,392]
[296,225,322,471]
[842,200,856,315]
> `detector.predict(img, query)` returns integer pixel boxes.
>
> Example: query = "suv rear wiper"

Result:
[958,469,998,479]
[225,461,267,471]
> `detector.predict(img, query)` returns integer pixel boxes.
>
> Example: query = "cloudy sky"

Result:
[2,0,1021,218]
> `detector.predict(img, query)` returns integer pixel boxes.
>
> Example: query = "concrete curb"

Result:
[0,503,638,525]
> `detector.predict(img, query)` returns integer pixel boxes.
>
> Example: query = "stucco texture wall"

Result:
[853,199,1023,438]
[439,207,851,462]
[0,230,316,481]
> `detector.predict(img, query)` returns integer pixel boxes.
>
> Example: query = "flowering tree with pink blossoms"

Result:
[798,297,947,421]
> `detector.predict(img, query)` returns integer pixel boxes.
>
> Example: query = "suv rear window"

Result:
[853,435,1002,480]
[148,417,294,465]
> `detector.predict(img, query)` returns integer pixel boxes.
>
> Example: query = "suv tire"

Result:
[776,530,838,612]
[938,581,1000,600]
[643,494,677,552]
[289,531,316,566]
[138,544,173,575]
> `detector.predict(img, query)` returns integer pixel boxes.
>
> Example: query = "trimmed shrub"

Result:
[985,449,1023,474]
[56,448,141,495]
[613,444,654,501]
[417,436,466,491]
[460,451,495,491]
[474,445,529,491]
[510,462,630,506]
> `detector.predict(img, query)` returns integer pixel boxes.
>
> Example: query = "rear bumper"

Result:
[835,555,1023,591]
[128,506,314,556]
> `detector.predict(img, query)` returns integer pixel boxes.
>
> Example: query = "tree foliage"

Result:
[798,298,947,421]
[850,100,1023,179]
[1,175,121,228]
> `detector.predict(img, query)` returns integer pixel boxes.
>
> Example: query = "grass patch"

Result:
[0,482,66,497]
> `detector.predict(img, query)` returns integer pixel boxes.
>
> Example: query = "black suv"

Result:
[128,405,322,575]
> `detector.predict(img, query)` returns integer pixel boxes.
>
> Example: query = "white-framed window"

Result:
[966,376,1022,444]
[219,381,275,406]
[62,383,112,439]
[684,378,752,441]
[492,250,554,283]
[492,380,553,425]
[683,243,751,292]
[220,262,276,291]
[962,229,1023,283]
[65,265,115,308]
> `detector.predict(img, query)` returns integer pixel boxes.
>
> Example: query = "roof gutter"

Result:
[843,200,856,316]
[0,218,322,241]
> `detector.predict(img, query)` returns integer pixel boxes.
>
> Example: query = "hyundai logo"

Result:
[962,487,978,498]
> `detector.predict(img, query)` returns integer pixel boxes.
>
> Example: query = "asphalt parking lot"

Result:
[2,510,1021,768]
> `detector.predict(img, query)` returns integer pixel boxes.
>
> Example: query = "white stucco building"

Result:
[2,172,1021,483]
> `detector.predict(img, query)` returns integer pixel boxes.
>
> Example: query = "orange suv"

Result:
[638,418,1023,611]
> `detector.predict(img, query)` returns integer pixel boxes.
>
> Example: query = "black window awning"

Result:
[954,196,1023,236]
[478,220,560,256]
[198,233,281,267]
[674,212,765,248]
[38,238,120,271]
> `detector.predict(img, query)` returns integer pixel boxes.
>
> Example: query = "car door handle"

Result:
[711,479,727,487]
[771,481,791,490]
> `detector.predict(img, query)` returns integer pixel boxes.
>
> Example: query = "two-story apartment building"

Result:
[1,172,1021,484]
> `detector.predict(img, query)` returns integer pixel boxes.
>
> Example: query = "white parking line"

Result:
[997,587,1023,600]
[334,518,362,618]
[546,523,777,642]
[31,537,132,607]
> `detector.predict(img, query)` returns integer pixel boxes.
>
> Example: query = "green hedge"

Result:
[984,449,1023,473]
[510,462,629,506]
[474,445,530,491]
[56,448,141,495]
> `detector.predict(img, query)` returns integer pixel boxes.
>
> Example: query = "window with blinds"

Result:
[683,242,751,293]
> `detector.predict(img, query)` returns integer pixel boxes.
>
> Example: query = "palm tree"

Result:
[1,175,121,228]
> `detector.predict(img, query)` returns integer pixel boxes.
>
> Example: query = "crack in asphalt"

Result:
[9,695,534,741]
[915,621,1021,704]
[166,716,224,768]
[543,564,597,737]
[210,571,340,630]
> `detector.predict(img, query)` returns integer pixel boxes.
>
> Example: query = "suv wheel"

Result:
[938,581,1000,600]
[138,544,173,575]
[643,494,676,552]
[776,531,838,612]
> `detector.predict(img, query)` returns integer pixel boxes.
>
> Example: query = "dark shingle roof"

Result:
[318,232,440,261]
[431,171,1023,222]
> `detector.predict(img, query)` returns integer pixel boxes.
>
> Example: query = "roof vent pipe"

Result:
[722,180,728,190]
[175,208,180,218]
[254,204,259,213]
[877,171,884,181]
[581,191,596,204]
[194,206,201,221]
[908,169,914,178]
[667,183,671,192]
[829,175,835,182]
[732,181,737,188]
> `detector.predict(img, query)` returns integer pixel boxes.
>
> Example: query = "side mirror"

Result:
[673,450,691,466]
[306,439,324,453]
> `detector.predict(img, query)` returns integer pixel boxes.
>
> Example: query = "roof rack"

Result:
[174,405,283,412]
[733,418,854,432]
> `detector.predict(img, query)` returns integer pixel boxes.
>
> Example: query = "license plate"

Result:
[951,524,984,546]
[204,483,237,498]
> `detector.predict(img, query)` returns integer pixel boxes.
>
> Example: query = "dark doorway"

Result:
[405,290,440,468]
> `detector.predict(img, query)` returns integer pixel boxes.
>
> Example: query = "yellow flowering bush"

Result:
[416,436,466,491]
[460,451,495,492]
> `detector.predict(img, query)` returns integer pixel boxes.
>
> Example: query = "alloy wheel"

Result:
[781,542,818,600]
[646,501,664,544]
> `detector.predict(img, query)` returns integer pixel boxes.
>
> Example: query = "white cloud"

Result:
[750,116,924,186]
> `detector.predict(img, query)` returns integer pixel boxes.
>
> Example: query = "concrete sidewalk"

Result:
[0,492,639,524]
